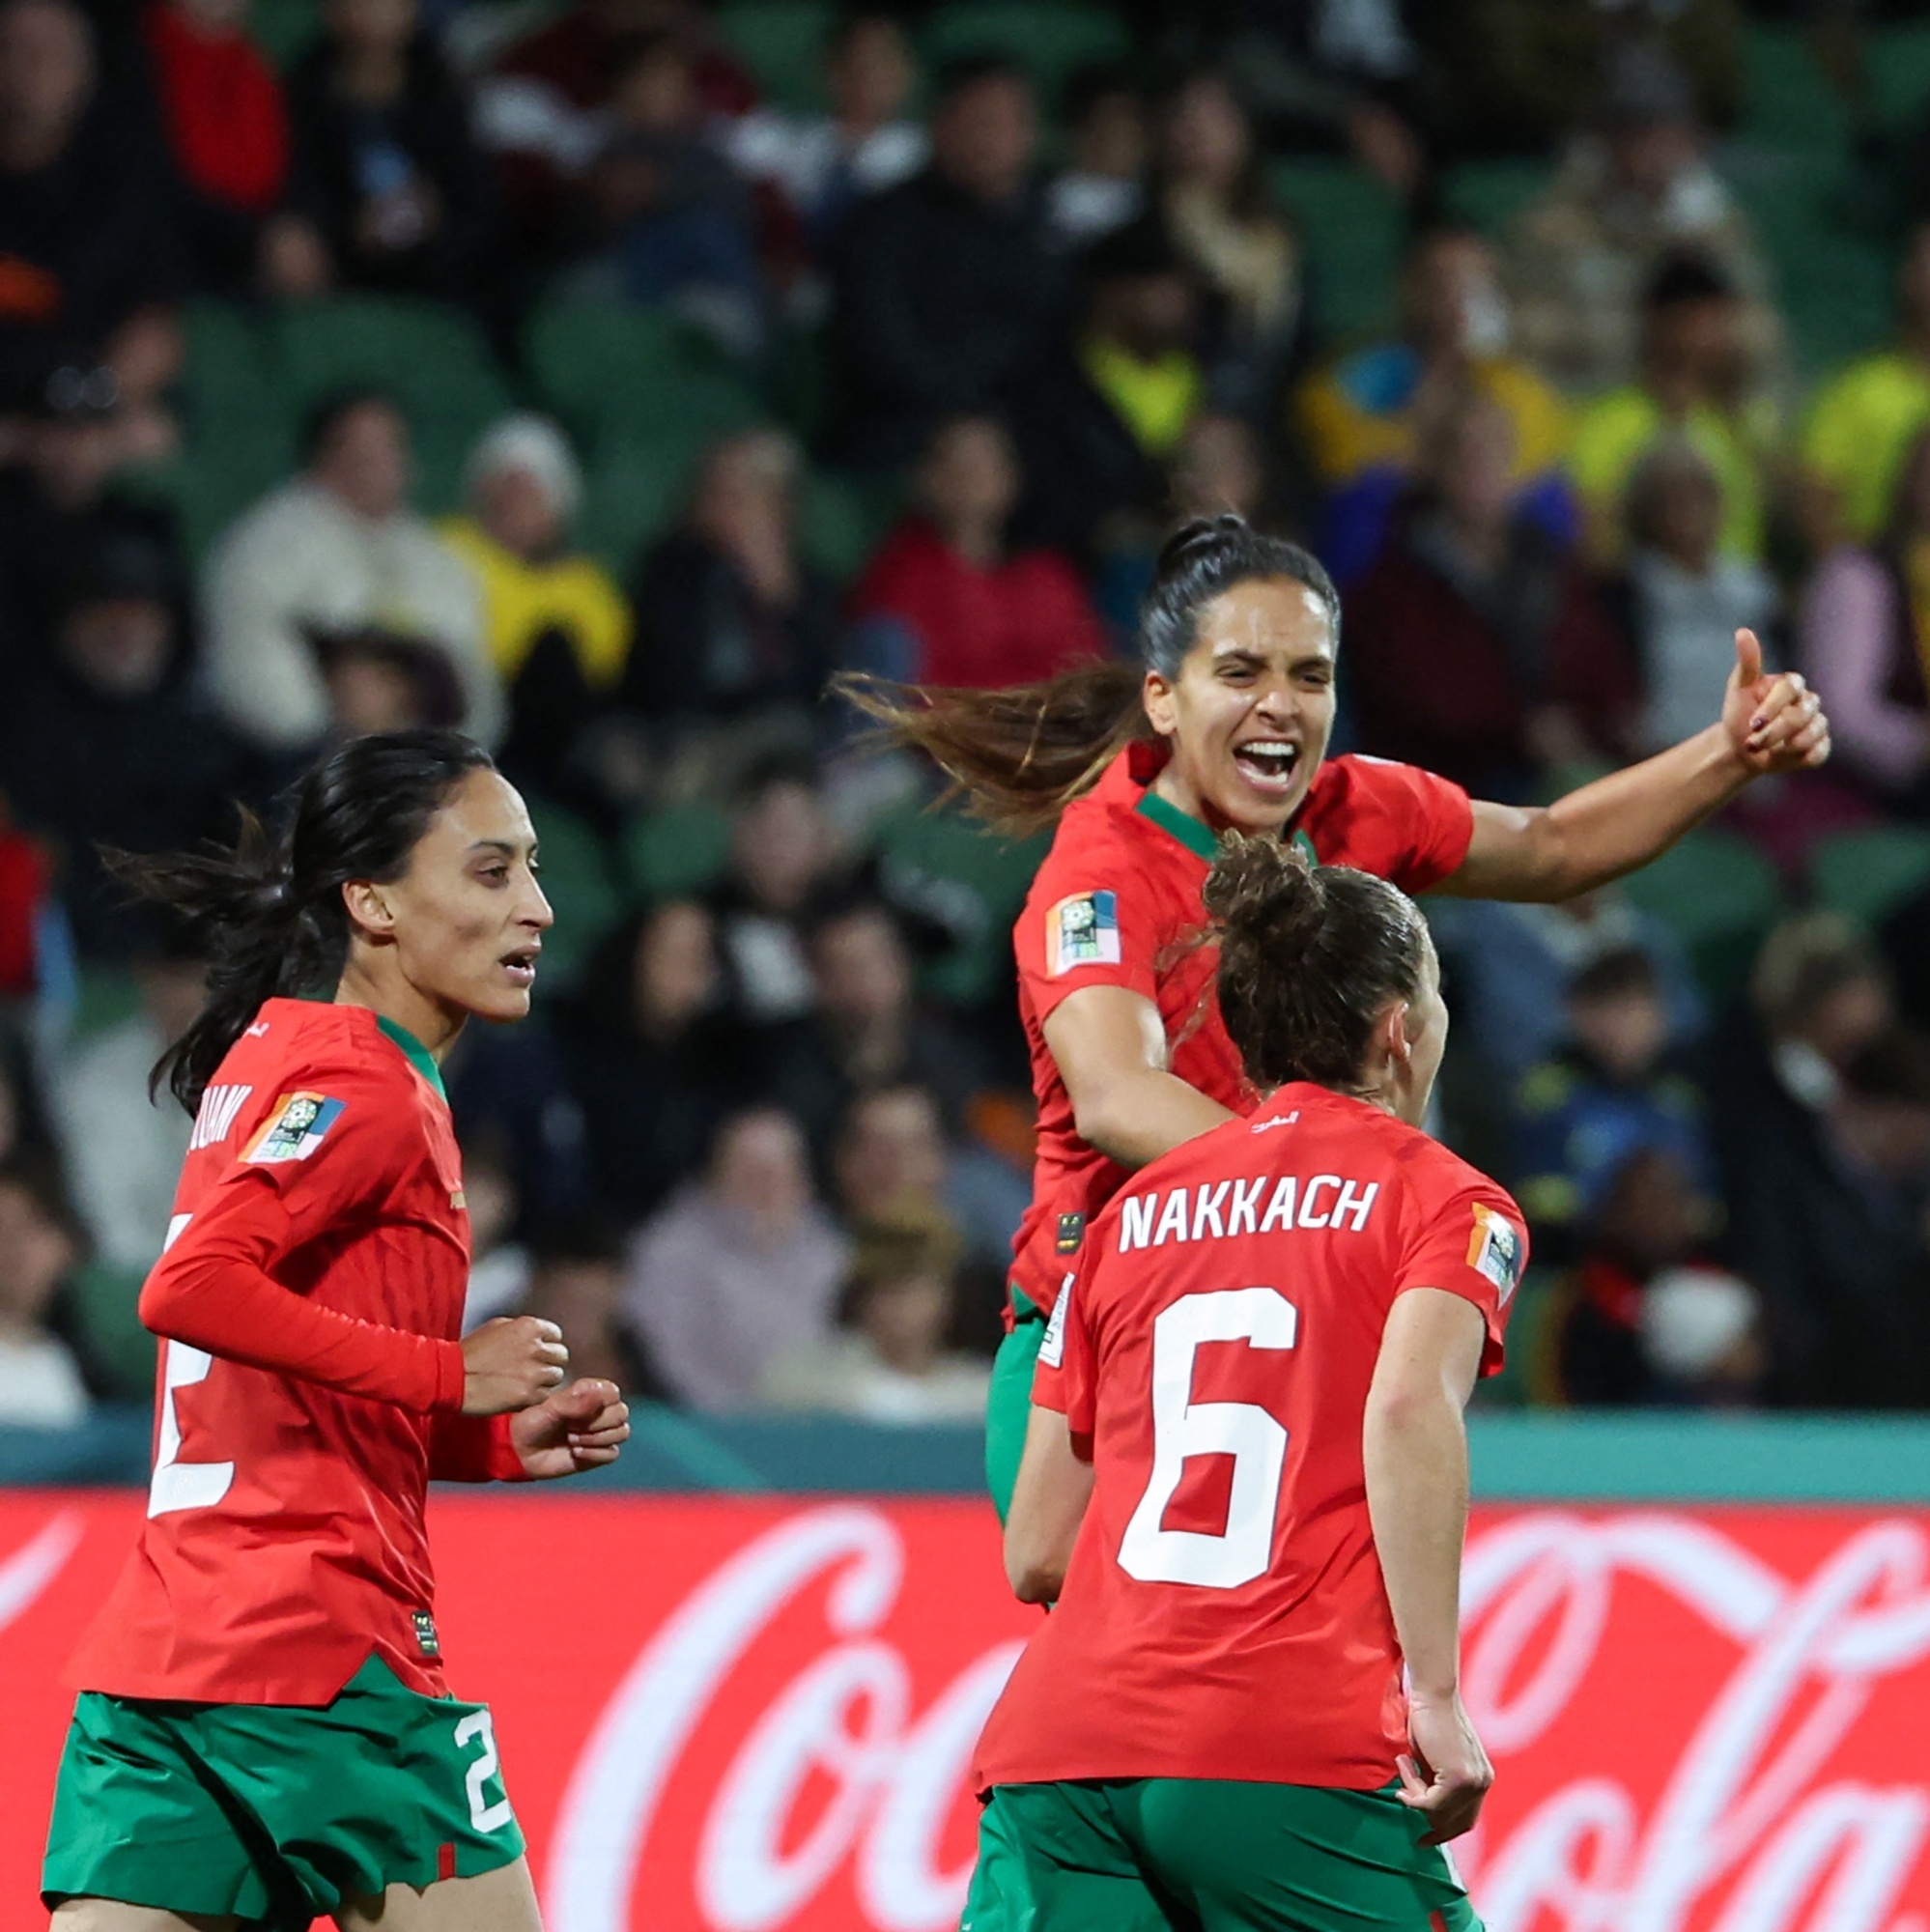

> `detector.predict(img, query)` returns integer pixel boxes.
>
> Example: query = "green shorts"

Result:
[42,1654,525,1929]
[962,1777,1483,1932]
[986,1290,1046,1523]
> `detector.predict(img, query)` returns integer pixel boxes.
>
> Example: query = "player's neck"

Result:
[331,963,467,1063]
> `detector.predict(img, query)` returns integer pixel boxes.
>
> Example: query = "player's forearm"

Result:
[1005,1405,1094,1603]
[1073,1067,1236,1171]
[142,1249,465,1411]
[1363,1382,1471,1701]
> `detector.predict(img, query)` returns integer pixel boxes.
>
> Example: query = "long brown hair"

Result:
[831,515,1338,837]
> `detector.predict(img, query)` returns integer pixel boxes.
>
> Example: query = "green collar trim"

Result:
[1134,787,1221,863]
[377,1015,446,1102]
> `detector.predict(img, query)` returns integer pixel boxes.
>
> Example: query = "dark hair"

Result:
[1570,946,1662,1005]
[1842,1025,1930,1108]
[300,386,405,465]
[1061,58,1138,125]
[932,52,1029,103]
[832,515,1338,835]
[1642,250,1735,314]
[828,9,900,57]
[104,730,496,1114]
[1205,838,1428,1091]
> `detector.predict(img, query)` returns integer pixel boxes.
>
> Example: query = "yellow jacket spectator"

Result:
[1801,225,1930,546]
[1567,252,1777,564]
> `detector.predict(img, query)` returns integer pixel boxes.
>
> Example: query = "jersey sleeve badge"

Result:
[1467,1204,1523,1306]
[1039,1272,1074,1368]
[243,1091,347,1164]
[1047,891,1121,976]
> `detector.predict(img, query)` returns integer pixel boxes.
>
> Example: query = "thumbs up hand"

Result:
[1721,629,1831,776]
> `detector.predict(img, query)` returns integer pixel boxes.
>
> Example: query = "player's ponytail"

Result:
[832,515,1339,836]
[105,729,496,1114]
[1205,837,1428,1091]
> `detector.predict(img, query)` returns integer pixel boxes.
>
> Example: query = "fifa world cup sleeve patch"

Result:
[1039,1273,1074,1369]
[1046,891,1121,976]
[1466,1204,1523,1306]
[242,1091,347,1164]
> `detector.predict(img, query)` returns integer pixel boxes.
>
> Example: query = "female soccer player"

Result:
[43,731,630,1932]
[964,839,1514,1930]
[845,513,1831,1514]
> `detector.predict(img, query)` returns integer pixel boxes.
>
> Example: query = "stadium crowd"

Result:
[4,0,1930,1428]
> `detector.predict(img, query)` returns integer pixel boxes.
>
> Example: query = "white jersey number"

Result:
[146,1213,237,1520]
[1118,1287,1298,1590]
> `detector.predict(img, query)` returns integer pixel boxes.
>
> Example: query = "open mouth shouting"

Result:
[498,945,541,989]
[1232,737,1303,798]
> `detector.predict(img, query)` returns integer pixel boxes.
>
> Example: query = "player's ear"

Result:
[341,878,396,939]
[1143,667,1178,738]
[1380,999,1413,1067]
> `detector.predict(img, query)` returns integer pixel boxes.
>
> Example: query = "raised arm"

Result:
[1435,630,1830,902]
[1043,984,1236,1170]
[1363,1286,1491,1844]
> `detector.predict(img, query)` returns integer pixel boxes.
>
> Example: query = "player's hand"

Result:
[1721,629,1831,776]
[461,1316,568,1415]
[1397,1690,1492,1845]
[509,1378,631,1479]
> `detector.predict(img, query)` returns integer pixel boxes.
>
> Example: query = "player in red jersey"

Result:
[963,838,1518,1930]
[42,731,630,1932]
[843,513,1830,1515]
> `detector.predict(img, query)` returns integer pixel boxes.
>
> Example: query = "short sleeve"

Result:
[1338,756,1475,893]
[1031,1264,1095,1435]
[1392,1183,1529,1378]
[1013,826,1165,1024]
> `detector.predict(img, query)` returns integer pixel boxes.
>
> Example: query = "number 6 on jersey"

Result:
[1119,1287,1298,1589]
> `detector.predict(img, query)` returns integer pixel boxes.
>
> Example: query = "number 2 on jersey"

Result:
[1118,1287,1298,1590]
[147,1213,236,1520]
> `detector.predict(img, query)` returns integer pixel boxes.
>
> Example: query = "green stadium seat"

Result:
[624,802,734,900]
[799,469,893,584]
[716,0,837,112]
[1442,158,1550,238]
[1809,824,1930,926]
[921,2,1129,98]
[249,0,321,70]
[67,966,143,1042]
[1866,22,1930,133]
[525,299,764,456]
[1617,825,1784,999]
[71,1258,157,1402]
[525,798,627,989]
[577,439,698,575]
[1270,160,1404,340]
[1740,22,1850,155]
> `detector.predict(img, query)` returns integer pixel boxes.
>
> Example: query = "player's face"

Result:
[1143,578,1337,833]
[1386,934,1449,1129]
[370,768,553,1023]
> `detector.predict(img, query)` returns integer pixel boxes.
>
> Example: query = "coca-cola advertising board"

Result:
[4,1492,1930,1930]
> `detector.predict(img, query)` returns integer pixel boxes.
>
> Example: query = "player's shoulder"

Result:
[224,1000,405,1087]
[1307,751,1441,813]
[1376,1108,1519,1218]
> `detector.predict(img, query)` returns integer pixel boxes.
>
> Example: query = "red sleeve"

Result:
[1391,1180,1529,1378]
[1013,820,1165,1025]
[1341,755,1476,895]
[430,1411,530,1482]
[1031,1260,1095,1436]
[139,1070,466,1412]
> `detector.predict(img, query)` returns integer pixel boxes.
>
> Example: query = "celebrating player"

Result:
[843,512,1830,1515]
[963,838,1518,1931]
[43,731,629,1932]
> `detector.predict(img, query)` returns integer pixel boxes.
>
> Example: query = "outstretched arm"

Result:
[1435,630,1831,903]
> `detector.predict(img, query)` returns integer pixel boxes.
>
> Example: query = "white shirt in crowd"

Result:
[0,1332,89,1428]
[724,112,926,222]
[1629,547,1776,754]
[761,1330,991,1424]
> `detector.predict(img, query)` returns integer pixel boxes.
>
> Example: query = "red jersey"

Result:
[974,1084,1524,1792]
[1008,743,1474,1314]
[67,1000,525,1707]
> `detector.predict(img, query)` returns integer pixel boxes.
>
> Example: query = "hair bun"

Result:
[1154,513,1251,579]
[1202,834,1321,951]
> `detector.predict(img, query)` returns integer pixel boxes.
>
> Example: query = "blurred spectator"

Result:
[314,623,466,736]
[622,1104,846,1410]
[559,31,763,355]
[1567,252,1775,566]
[1046,63,1145,248]
[1800,222,1930,551]
[1152,69,1308,419]
[1006,219,1202,566]
[0,0,184,462]
[709,758,839,1027]
[440,414,630,799]
[1613,435,1775,754]
[458,1137,530,1329]
[558,899,750,1223]
[0,1158,86,1424]
[625,428,837,746]
[520,1215,659,1395]
[204,389,501,753]
[1800,423,1930,810]
[49,940,196,1274]
[829,56,1064,469]
[263,0,496,304]
[0,524,257,955]
[1295,221,1574,583]
[725,12,925,250]
[768,895,985,1155]
[141,0,289,291]
[1512,947,1716,1262]
[1504,38,1777,398]
[1344,391,1635,797]
[0,810,49,1002]
[1549,1146,1761,1406]
[444,1009,587,1238]
[761,1208,990,1421]
[851,414,1107,687]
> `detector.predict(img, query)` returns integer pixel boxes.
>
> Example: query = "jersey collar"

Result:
[1133,786,1220,864]
[376,1015,447,1102]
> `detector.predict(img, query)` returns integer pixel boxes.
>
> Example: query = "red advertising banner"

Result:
[5,1492,1930,1931]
